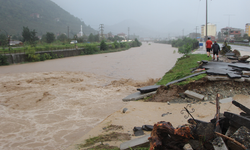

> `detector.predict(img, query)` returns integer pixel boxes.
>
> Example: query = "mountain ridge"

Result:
[0,0,97,37]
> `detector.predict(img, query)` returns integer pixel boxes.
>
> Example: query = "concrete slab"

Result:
[120,134,150,150]
[227,73,242,79]
[137,72,206,94]
[184,90,204,100]
[137,85,161,94]
[219,97,233,104]
[122,91,157,101]
[229,63,250,70]
[205,76,231,81]
[242,71,250,75]
[234,78,245,82]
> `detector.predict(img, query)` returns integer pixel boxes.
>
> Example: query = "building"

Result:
[221,27,244,39]
[117,33,127,39]
[201,23,217,39]
[189,33,201,40]
[245,23,250,36]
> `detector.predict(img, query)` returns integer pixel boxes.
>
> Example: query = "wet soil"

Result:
[147,78,250,103]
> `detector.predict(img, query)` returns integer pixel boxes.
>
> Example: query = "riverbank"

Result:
[67,51,250,150]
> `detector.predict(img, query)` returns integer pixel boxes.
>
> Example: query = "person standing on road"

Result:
[206,37,213,57]
[212,41,220,61]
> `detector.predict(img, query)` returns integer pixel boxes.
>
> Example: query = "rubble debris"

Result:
[142,125,153,131]
[238,55,250,62]
[242,71,250,76]
[122,108,128,113]
[184,90,204,100]
[227,73,242,78]
[212,136,228,150]
[161,112,172,117]
[137,72,206,94]
[224,112,250,131]
[226,126,250,150]
[146,96,250,150]
[233,49,241,57]
[215,131,247,150]
[232,100,250,115]
[219,97,233,104]
[227,56,238,60]
[120,134,150,150]
[133,127,144,136]
[225,52,236,56]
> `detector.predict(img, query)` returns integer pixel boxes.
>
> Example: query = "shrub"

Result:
[40,54,46,61]
[51,53,58,59]
[0,54,9,65]
[100,40,108,51]
[44,53,51,60]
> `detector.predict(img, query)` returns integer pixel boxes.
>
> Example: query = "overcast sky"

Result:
[51,0,250,37]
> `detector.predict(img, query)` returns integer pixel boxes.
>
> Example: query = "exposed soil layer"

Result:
[147,78,250,103]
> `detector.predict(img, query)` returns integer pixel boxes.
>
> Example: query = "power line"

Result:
[224,14,234,27]
[99,24,104,40]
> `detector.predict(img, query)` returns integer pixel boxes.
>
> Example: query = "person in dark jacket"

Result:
[212,41,220,61]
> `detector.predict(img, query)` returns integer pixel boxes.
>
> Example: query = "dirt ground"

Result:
[68,51,250,150]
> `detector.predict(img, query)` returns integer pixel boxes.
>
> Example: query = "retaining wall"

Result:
[5,48,84,64]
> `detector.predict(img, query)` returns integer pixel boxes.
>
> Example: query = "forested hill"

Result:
[0,0,96,37]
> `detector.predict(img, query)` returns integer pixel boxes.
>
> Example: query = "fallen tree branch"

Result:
[215,132,247,150]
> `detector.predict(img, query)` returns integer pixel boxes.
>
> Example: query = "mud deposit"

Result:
[149,76,250,103]
[0,72,159,150]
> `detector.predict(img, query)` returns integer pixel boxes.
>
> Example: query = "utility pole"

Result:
[195,26,198,39]
[99,24,104,40]
[128,27,130,41]
[67,26,69,39]
[182,29,184,38]
[205,0,208,41]
[224,14,234,27]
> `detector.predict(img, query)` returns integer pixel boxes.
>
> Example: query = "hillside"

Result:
[0,0,97,37]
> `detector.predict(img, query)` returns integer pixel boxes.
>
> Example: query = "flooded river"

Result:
[0,43,182,150]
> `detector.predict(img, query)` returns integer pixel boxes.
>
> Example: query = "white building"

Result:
[201,23,217,39]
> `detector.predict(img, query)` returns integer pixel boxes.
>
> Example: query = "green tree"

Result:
[57,34,68,42]
[0,34,7,47]
[22,26,31,42]
[88,33,94,42]
[243,34,249,39]
[100,40,108,50]
[94,34,99,42]
[22,26,38,46]
[218,32,222,40]
[45,32,55,43]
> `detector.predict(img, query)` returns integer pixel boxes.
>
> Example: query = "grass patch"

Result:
[103,125,123,132]
[157,54,211,85]
[76,132,131,149]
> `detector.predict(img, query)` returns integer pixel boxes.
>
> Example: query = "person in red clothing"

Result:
[206,37,213,57]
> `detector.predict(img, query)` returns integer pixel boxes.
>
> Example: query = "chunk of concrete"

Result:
[213,137,228,150]
[205,75,230,81]
[227,126,250,149]
[242,71,250,76]
[122,91,156,101]
[120,134,150,150]
[227,73,242,79]
[219,97,233,104]
[184,90,204,100]
[234,78,245,82]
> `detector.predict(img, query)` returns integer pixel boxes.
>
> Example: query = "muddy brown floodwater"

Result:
[0,42,182,150]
